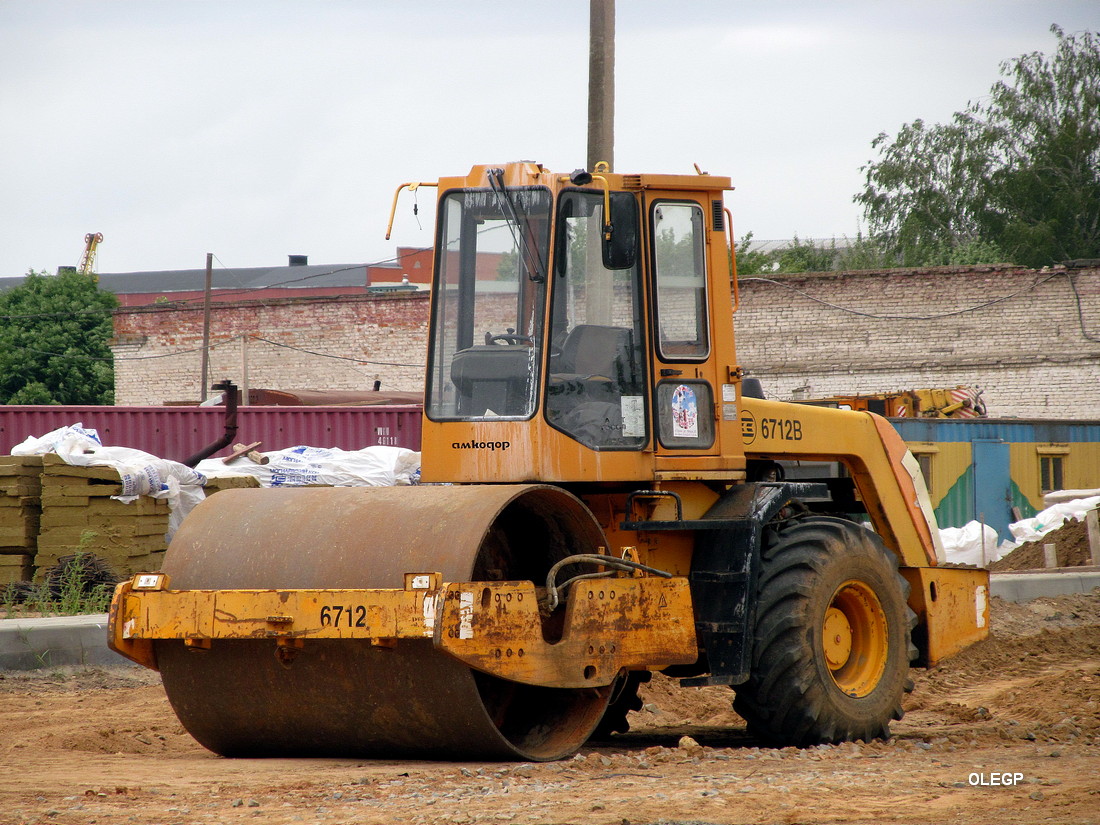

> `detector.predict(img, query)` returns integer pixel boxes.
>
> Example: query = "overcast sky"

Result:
[1,1,1096,279]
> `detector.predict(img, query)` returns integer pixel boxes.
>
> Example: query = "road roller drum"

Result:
[153,484,618,761]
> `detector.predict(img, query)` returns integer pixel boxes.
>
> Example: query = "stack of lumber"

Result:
[36,455,170,580]
[0,456,42,585]
[203,474,261,494]
[1,454,266,585]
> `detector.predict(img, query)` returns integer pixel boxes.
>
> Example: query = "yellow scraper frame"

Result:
[109,570,697,689]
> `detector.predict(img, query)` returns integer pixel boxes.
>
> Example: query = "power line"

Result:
[1066,271,1100,343]
[7,333,424,368]
[6,334,243,363]
[248,335,423,368]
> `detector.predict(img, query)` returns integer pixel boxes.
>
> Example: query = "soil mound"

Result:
[991,517,1096,571]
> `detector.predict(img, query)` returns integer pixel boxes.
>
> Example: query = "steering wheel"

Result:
[485,330,533,345]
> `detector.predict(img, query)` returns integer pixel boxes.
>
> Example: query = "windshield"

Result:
[426,185,551,420]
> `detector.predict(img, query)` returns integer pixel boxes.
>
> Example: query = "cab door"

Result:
[646,194,725,471]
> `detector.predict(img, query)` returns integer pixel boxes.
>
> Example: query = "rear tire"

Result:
[733,517,916,745]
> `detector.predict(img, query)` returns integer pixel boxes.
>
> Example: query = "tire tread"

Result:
[733,516,916,746]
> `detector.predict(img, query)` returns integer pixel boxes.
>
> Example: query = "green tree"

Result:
[733,232,773,276]
[736,233,879,274]
[857,25,1100,268]
[772,235,839,273]
[654,226,697,274]
[0,269,118,404]
[832,232,897,270]
[496,248,518,280]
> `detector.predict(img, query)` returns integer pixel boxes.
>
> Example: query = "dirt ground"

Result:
[1,590,1098,825]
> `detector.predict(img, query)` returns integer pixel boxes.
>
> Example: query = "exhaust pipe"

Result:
[182,379,240,467]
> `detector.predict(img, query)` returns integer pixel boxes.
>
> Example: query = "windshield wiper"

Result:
[487,168,546,283]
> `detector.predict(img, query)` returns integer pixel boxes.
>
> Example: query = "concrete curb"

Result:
[990,569,1100,603]
[0,613,127,671]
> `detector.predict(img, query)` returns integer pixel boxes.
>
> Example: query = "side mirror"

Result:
[602,192,638,270]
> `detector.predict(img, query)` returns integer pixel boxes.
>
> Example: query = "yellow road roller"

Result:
[108,162,989,761]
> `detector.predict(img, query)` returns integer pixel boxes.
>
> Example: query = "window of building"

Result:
[1040,454,1064,493]
[1036,445,1069,493]
[908,444,938,498]
[917,453,934,497]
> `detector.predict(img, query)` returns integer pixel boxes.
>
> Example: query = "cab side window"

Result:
[652,201,709,360]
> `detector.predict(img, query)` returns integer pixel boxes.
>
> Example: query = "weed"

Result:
[1,545,117,618]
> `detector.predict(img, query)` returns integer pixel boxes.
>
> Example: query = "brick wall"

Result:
[112,264,1100,418]
[734,264,1100,418]
[112,292,430,404]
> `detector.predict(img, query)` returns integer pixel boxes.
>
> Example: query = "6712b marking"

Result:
[760,417,803,440]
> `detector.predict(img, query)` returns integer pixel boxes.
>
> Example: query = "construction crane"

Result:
[78,232,103,275]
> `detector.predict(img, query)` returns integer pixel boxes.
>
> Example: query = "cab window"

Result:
[426,186,550,419]
[652,201,709,360]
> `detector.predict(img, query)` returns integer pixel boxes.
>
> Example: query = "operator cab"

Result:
[426,172,647,450]
[420,162,743,483]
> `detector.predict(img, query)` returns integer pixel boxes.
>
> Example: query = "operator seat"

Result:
[450,344,532,416]
[549,324,634,397]
[547,325,638,447]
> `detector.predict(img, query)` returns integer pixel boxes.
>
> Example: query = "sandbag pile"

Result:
[197,445,421,488]
[6,423,208,582]
[1,424,418,585]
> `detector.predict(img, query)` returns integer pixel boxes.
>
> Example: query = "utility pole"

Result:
[587,0,614,172]
[200,252,213,402]
[241,334,250,405]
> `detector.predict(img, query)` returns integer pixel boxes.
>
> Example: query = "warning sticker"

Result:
[621,396,645,437]
[422,593,438,636]
[458,591,475,639]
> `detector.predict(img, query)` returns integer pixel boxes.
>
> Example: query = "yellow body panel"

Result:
[901,566,990,665]
[421,419,657,483]
[439,577,696,687]
[740,397,939,568]
[583,483,722,578]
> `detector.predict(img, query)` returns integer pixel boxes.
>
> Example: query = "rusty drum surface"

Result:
[155,484,614,761]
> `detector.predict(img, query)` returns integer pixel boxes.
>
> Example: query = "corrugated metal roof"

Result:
[95,263,369,294]
[891,418,1100,443]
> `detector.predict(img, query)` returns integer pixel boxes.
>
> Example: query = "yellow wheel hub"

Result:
[823,607,853,669]
[823,580,888,697]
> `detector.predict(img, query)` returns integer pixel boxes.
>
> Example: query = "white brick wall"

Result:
[734,265,1100,418]
[112,265,1100,418]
